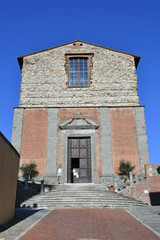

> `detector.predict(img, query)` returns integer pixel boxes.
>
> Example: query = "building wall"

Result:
[20,108,48,175]
[145,164,160,177]
[58,108,102,180]
[19,41,139,107]
[13,41,149,185]
[110,107,140,174]
[0,132,19,225]
[15,106,149,184]
[120,176,160,205]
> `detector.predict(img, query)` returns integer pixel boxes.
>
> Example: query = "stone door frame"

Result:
[61,129,98,184]
[67,137,92,183]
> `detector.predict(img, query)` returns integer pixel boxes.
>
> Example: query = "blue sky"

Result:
[0,0,160,164]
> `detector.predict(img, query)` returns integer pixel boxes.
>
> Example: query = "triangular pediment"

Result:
[59,116,99,130]
[17,40,140,69]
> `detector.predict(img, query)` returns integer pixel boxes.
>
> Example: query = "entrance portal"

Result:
[68,137,91,183]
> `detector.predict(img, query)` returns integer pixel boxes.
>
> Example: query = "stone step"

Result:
[19,202,143,209]
[19,202,143,206]
[22,196,141,201]
[21,195,126,199]
[32,193,126,197]
[16,184,147,210]
[52,184,108,190]
[19,198,140,204]
[19,199,144,208]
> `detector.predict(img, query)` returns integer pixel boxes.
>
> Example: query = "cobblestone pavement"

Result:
[19,209,160,240]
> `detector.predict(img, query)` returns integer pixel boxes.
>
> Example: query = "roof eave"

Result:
[134,56,140,68]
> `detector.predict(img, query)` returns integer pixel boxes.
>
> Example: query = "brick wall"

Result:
[20,109,48,175]
[19,107,142,179]
[110,107,140,174]
[19,41,139,107]
[120,176,160,205]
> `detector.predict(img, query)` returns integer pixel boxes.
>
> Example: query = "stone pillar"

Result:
[24,174,29,189]
[114,178,118,192]
[45,108,58,184]
[11,108,24,153]
[40,180,44,193]
[100,108,113,184]
[129,172,134,188]
[134,107,150,175]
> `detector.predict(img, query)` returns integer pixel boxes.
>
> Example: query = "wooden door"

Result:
[68,137,91,183]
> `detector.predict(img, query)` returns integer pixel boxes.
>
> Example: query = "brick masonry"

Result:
[19,209,160,240]
[110,107,140,174]
[20,108,48,175]
[120,176,160,205]
[19,41,139,107]
[18,106,149,182]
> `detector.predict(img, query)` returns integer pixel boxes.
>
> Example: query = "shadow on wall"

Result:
[0,208,40,232]
[16,181,41,203]
[149,192,160,206]
[0,132,20,226]
[16,180,54,206]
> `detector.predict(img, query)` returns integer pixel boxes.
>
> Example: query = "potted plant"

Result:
[108,185,114,191]
[119,159,135,181]
[20,161,39,182]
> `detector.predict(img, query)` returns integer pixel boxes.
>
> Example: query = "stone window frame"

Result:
[65,53,94,88]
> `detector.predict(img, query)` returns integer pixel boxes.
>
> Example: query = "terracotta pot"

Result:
[109,185,114,191]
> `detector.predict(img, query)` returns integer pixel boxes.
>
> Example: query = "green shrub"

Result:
[119,159,135,177]
[20,161,39,180]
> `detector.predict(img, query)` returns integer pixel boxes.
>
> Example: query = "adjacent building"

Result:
[0,132,19,225]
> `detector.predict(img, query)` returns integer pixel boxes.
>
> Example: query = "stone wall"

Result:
[0,132,19,225]
[19,41,139,107]
[145,164,160,177]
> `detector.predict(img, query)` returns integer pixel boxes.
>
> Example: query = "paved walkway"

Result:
[128,206,160,235]
[0,207,160,240]
[0,209,50,240]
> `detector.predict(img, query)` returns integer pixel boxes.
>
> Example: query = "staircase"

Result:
[16,183,147,209]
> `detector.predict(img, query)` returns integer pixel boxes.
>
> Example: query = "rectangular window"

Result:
[69,58,89,87]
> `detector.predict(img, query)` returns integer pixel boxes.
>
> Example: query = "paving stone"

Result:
[19,209,160,240]
[1,207,160,239]
[128,206,160,236]
[0,208,50,240]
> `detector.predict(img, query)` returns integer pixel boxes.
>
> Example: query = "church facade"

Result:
[11,40,149,184]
